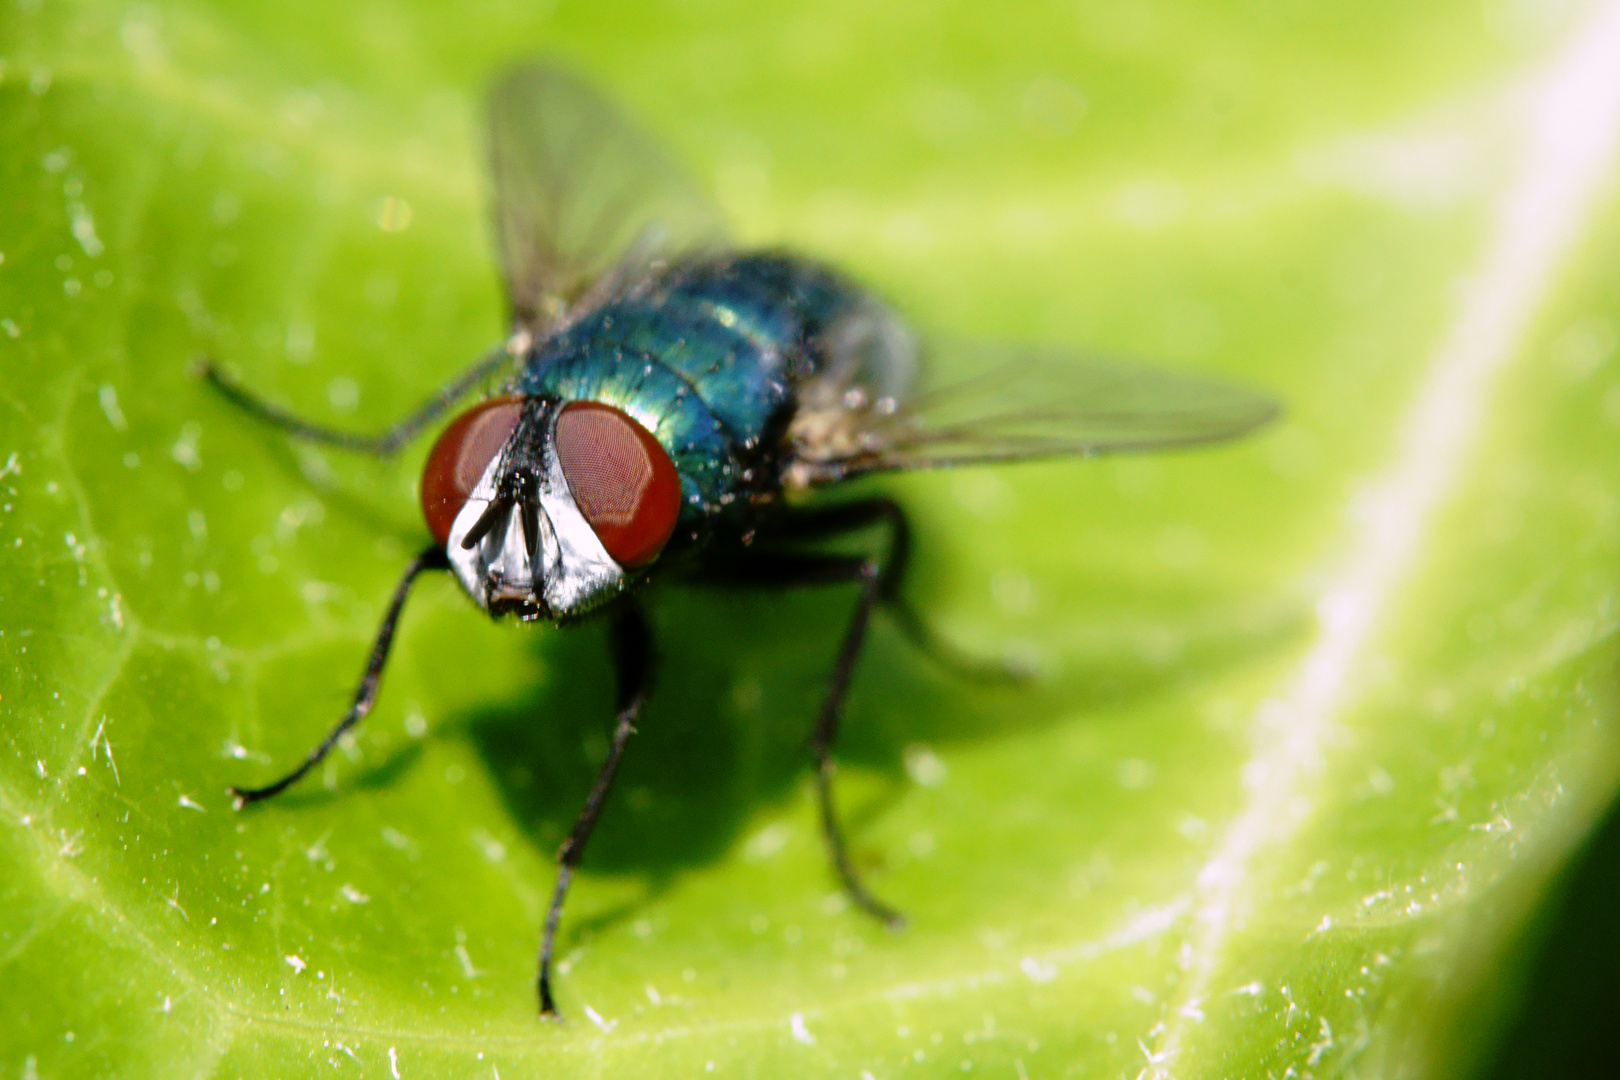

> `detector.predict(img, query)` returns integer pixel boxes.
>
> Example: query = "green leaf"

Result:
[4,1,1620,1077]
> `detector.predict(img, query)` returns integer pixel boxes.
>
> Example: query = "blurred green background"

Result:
[3,0,1620,1077]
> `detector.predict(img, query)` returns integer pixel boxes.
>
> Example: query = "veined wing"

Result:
[787,341,1278,486]
[487,62,724,333]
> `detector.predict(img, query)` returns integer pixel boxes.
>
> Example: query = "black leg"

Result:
[756,497,1026,683]
[196,343,515,457]
[538,600,652,1016]
[702,499,1024,926]
[882,593,1030,685]
[807,556,907,929]
[704,548,905,928]
[229,547,449,808]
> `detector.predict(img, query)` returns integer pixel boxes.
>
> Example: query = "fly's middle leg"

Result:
[700,545,906,928]
[700,497,1028,927]
[195,343,516,457]
[810,554,907,928]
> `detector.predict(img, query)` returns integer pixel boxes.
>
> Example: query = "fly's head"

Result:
[420,395,681,621]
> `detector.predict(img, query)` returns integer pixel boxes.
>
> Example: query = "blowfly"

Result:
[203,62,1276,1016]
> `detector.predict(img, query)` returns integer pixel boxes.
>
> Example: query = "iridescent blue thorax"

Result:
[516,250,868,558]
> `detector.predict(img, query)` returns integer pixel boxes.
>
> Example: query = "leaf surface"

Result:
[4,1,1620,1077]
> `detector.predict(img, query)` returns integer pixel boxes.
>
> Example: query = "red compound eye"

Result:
[554,401,680,568]
[420,396,523,547]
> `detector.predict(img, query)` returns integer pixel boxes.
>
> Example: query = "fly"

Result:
[201,62,1276,1016]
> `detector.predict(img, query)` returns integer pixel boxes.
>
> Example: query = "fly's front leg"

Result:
[196,343,515,457]
[538,600,652,1016]
[230,546,449,808]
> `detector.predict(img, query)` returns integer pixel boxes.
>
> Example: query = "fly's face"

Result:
[420,395,681,621]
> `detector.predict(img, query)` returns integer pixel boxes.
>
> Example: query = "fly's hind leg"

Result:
[764,497,1029,684]
[882,590,1031,684]
[195,343,516,457]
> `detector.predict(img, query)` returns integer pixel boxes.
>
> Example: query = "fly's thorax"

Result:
[430,395,682,621]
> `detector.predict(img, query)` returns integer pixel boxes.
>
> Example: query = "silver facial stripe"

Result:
[445,411,628,619]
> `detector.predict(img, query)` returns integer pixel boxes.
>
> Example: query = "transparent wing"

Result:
[487,62,725,331]
[789,339,1278,484]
